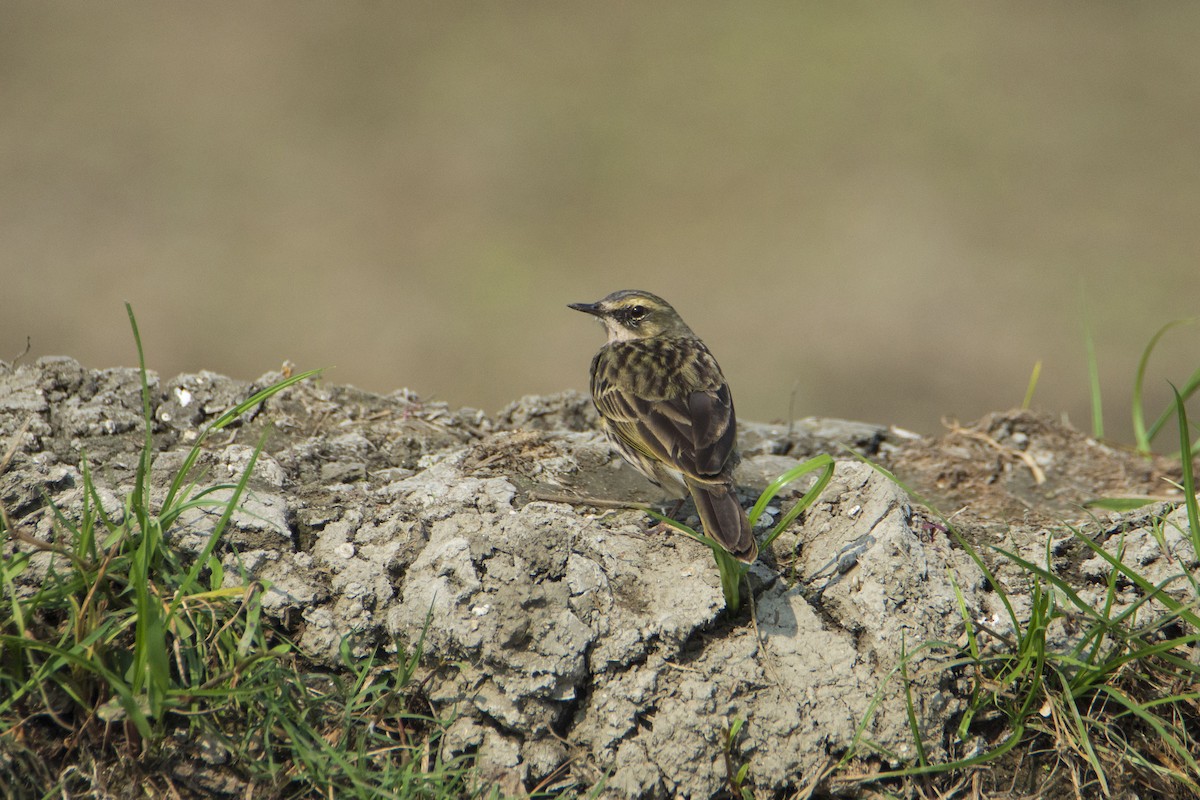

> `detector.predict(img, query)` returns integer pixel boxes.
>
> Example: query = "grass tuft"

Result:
[0,306,467,797]
[838,385,1200,798]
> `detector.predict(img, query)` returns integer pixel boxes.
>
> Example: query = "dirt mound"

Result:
[886,410,1177,524]
[0,358,1193,797]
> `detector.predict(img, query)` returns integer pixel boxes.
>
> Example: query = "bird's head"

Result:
[569,290,694,343]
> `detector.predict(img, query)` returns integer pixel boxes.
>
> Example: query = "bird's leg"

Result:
[664,497,687,520]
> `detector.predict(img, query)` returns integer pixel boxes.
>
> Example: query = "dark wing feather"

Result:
[592,340,736,482]
[687,383,736,478]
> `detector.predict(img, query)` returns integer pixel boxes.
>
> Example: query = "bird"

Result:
[568,290,758,563]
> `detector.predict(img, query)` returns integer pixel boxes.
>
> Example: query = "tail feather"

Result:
[686,479,758,564]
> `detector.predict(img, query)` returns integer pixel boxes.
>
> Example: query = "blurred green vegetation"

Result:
[2,3,1197,440]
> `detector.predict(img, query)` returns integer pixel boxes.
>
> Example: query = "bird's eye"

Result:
[627,305,647,321]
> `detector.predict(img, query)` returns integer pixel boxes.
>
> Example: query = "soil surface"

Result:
[0,357,1193,798]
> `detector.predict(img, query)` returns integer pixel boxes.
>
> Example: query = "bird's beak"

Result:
[568,302,603,317]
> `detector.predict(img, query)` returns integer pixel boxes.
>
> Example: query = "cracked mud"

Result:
[0,357,1190,797]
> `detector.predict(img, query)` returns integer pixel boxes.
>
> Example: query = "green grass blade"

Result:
[1052,670,1110,795]
[759,455,834,551]
[1085,316,1104,440]
[0,634,152,739]
[1066,527,1199,629]
[651,454,835,612]
[1082,497,1162,512]
[646,509,747,611]
[714,548,745,611]
[1022,359,1042,410]
[841,638,1023,777]
[1098,684,1200,782]
[897,637,928,767]
[75,455,98,563]
[168,431,269,618]
[992,545,1109,626]
[1145,366,1200,446]
[644,508,724,552]
[129,517,170,717]
[125,303,155,537]
[747,453,832,529]
[1173,385,1200,562]
[0,523,30,640]
[948,573,978,663]
[1133,317,1199,454]
[161,368,321,513]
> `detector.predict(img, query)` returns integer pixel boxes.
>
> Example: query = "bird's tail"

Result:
[686,479,758,564]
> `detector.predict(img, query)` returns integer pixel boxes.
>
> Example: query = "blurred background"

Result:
[2,4,1197,443]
